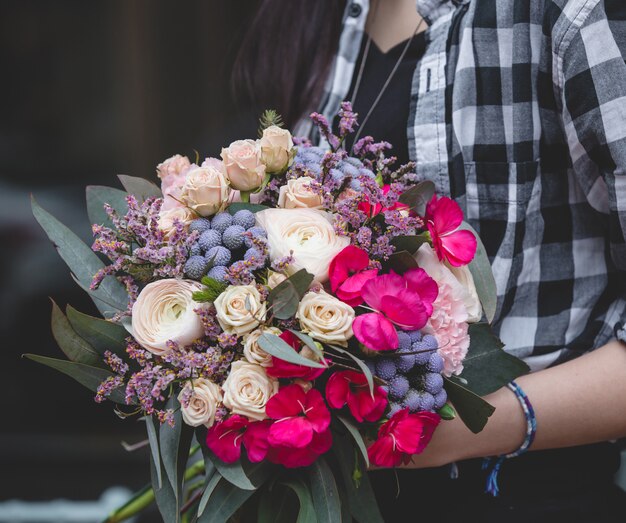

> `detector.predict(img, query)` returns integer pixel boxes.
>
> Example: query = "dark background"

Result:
[0,0,259,504]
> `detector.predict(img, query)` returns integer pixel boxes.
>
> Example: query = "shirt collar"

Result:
[416,0,469,25]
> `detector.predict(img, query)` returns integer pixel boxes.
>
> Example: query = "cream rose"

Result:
[157,154,191,180]
[259,125,293,173]
[255,208,350,282]
[221,139,266,192]
[131,279,205,356]
[178,378,222,428]
[266,270,287,289]
[222,361,278,420]
[296,289,355,346]
[158,205,195,238]
[181,162,231,217]
[243,327,281,367]
[277,176,323,209]
[214,285,267,335]
[415,244,482,323]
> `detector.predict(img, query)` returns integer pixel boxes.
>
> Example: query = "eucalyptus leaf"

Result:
[267,269,314,320]
[327,345,374,396]
[86,185,128,228]
[459,221,497,323]
[398,180,435,215]
[288,329,324,359]
[118,174,162,200]
[227,202,270,214]
[197,469,221,518]
[336,415,369,468]
[309,457,341,523]
[145,416,163,489]
[390,233,430,255]
[443,377,495,433]
[383,250,419,275]
[258,333,326,369]
[50,299,101,366]
[207,454,257,491]
[66,305,128,356]
[459,323,530,396]
[281,478,318,523]
[31,196,128,315]
[147,417,177,523]
[23,354,127,404]
[257,484,300,523]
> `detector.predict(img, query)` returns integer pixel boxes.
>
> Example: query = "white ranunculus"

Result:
[213,285,267,336]
[296,289,355,346]
[243,327,281,367]
[178,378,222,428]
[415,244,482,322]
[131,279,205,356]
[255,208,350,283]
[277,176,323,209]
[222,361,278,421]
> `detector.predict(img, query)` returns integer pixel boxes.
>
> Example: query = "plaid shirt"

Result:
[305,0,626,371]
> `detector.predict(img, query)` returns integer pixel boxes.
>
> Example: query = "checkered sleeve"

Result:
[555,0,626,340]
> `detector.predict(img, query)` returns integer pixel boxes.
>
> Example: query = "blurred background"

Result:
[1,1,259,520]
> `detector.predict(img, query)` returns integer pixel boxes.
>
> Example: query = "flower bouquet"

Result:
[27,103,529,522]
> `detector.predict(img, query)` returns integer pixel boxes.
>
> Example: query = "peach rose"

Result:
[181,162,231,217]
[259,125,293,173]
[221,139,266,192]
[178,378,222,428]
[131,279,205,356]
[277,176,323,209]
[158,206,196,238]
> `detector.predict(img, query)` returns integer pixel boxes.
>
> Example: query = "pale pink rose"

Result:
[221,139,266,192]
[158,206,195,237]
[181,163,231,217]
[156,154,191,180]
[277,176,323,209]
[131,279,206,357]
[422,281,470,377]
[266,270,287,289]
[259,125,293,173]
[336,188,359,204]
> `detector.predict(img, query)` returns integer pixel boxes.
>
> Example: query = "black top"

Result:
[334,31,427,166]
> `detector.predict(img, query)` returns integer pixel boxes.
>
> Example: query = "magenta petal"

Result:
[360,272,406,311]
[380,290,428,330]
[325,372,350,410]
[265,384,306,419]
[329,246,370,292]
[403,268,439,304]
[268,416,313,448]
[441,229,477,267]
[304,389,331,433]
[430,196,463,235]
[353,313,399,351]
[243,421,271,463]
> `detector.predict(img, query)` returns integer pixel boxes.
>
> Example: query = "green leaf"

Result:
[267,269,314,320]
[66,305,128,356]
[197,469,221,518]
[309,457,341,523]
[398,180,435,215]
[193,276,228,303]
[327,345,374,396]
[145,416,162,489]
[390,233,430,255]
[227,202,270,214]
[160,396,194,511]
[443,377,495,434]
[459,323,530,396]
[50,300,101,366]
[288,329,324,359]
[336,415,369,468]
[86,185,128,228]
[147,417,177,523]
[258,333,326,369]
[257,484,300,523]
[382,250,419,275]
[23,354,127,404]
[208,454,274,492]
[31,196,128,316]
[333,436,384,523]
[118,174,162,200]
[258,109,285,137]
[437,403,457,420]
[459,221,497,323]
[102,482,154,523]
[281,478,318,523]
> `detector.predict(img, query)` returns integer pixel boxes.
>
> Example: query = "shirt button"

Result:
[348,2,362,17]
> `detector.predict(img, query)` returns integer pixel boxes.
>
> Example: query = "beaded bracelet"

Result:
[482,380,536,496]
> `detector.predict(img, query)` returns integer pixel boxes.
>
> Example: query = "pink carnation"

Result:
[422,281,469,376]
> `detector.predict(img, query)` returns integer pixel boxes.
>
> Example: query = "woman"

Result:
[234,0,626,520]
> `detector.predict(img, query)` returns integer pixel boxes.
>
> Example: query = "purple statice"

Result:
[337,101,359,137]
[293,136,312,147]
[90,195,198,290]
[195,306,221,340]
[271,252,295,273]
[156,409,176,427]
[104,350,129,376]
[310,112,341,150]
[95,375,124,403]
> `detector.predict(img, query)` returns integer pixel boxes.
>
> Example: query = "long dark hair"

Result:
[232,1,346,128]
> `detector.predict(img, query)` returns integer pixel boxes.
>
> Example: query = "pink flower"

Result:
[329,246,378,306]
[352,269,438,351]
[205,415,248,463]
[425,195,477,267]
[243,420,272,463]
[266,331,329,381]
[325,370,388,422]
[265,384,331,449]
[267,428,332,468]
[367,409,440,468]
